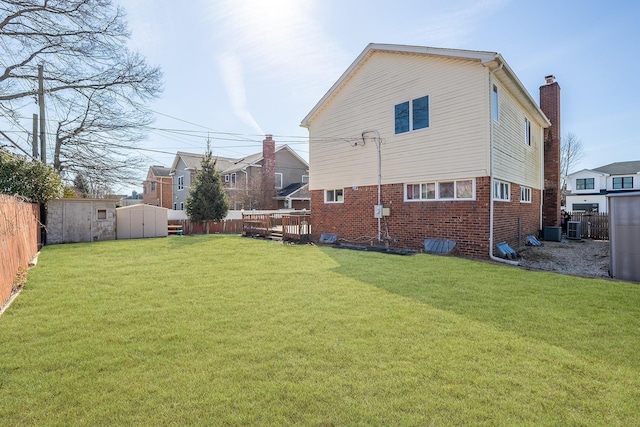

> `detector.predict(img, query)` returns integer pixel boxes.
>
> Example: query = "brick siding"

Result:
[311,176,541,259]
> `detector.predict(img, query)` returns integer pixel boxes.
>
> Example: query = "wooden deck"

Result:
[242,212,311,243]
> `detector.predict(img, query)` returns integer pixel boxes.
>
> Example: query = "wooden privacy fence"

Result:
[168,219,244,235]
[0,195,40,308]
[568,211,609,240]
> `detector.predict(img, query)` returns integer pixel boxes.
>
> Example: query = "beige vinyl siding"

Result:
[308,51,490,190]
[492,79,543,190]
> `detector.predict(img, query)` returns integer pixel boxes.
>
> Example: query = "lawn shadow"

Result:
[320,246,640,370]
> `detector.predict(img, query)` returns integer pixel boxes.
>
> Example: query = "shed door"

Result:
[143,208,155,237]
[63,202,91,242]
[130,208,144,239]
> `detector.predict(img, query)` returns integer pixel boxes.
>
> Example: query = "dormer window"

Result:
[613,177,633,189]
[576,178,594,190]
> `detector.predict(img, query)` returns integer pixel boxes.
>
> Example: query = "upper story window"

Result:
[395,95,429,134]
[492,85,499,121]
[151,181,156,191]
[231,173,236,187]
[524,117,532,146]
[405,179,474,201]
[520,186,532,203]
[613,176,633,189]
[224,174,230,183]
[494,180,510,201]
[325,189,343,203]
[275,173,283,189]
[576,178,594,190]
[177,176,184,191]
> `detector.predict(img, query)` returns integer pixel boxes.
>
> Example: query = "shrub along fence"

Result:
[0,195,40,308]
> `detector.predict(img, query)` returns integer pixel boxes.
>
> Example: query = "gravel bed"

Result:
[517,239,610,278]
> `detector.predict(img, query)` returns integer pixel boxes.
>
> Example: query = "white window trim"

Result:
[275,172,283,189]
[325,188,344,203]
[180,202,184,210]
[404,179,476,202]
[301,175,309,183]
[520,186,532,203]
[224,174,230,183]
[494,180,510,201]
[177,175,184,191]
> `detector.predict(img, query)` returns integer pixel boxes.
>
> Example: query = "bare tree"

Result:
[560,132,584,204]
[0,0,162,188]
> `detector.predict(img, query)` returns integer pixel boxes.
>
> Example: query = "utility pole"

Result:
[32,114,38,159]
[38,64,46,164]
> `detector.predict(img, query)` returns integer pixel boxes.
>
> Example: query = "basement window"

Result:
[405,179,474,201]
[325,189,344,203]
[494,180,510,201]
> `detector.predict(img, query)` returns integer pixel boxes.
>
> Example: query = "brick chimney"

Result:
[261,134,276,209]
[540,75,561,228]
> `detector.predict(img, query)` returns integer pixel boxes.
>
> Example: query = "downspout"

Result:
[488,62,519,265]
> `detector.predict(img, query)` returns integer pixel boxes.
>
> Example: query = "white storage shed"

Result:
[116,204,168,239]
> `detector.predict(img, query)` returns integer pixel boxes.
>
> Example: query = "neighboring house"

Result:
[142,165,173,209]
[301,43,560,259]
[119,191,143,207]
[566,161,640,213]
[169,135,309,211]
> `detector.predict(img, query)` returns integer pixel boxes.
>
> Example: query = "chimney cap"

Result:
[545,75,556,84]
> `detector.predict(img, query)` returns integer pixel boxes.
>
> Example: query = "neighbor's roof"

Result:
[170,151,237,173]
[300,43,551,128]
[593,161,640,176]
[276,182,309,199]
[170,145,309,175]
[149,165,171,177]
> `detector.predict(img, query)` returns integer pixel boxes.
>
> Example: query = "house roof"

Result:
[149,165,171,177]
[592,161,640,176]
[169,145,309,176]
[170,151,237,174]
[276,182,309,199]
[300,43,551,128]
[284,183,310,200]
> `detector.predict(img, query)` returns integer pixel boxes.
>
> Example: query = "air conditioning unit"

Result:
[567,221,581,240]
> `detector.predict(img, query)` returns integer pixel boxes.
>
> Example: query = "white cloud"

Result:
[217,52,265,135]
[205,0,348,94]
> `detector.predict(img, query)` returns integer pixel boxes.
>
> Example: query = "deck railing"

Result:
[242,211,311,242]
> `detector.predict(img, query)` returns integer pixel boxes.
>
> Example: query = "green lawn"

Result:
[1,235,639,425]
